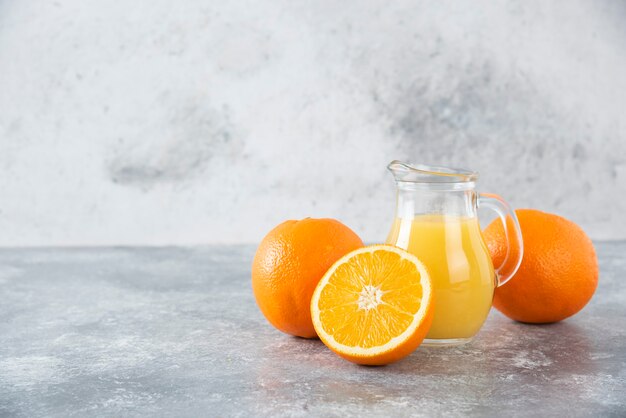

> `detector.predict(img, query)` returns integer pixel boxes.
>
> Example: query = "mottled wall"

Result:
[0,0,624,246]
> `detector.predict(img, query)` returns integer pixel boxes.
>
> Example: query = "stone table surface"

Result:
[0,243,624,417]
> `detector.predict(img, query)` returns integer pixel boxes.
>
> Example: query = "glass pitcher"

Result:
[385,161,524,346]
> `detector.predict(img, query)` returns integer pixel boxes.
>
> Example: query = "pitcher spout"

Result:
[387,160,478,184]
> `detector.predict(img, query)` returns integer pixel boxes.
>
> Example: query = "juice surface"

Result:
[386,215,495,339]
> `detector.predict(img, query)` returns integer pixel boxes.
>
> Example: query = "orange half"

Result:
[310,245,434,365]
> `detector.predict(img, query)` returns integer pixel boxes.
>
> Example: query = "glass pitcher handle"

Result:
[478,193,524,287]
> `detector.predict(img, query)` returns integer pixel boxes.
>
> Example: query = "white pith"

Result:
[311,245,432,357]
[357,285,383,310]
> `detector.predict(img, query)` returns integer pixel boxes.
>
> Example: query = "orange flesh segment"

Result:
[317,249,424,349]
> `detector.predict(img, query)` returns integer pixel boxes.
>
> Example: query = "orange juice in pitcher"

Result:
[386,161,523,346]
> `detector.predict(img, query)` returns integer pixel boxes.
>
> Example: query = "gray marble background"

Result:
[0,0,624,246]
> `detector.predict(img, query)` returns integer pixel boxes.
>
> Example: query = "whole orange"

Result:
[251,218,363,338]
[484,209,598,324]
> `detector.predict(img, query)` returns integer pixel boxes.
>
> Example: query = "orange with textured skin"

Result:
[310,245,434,365]
[252,218,363,338]
[484,209,598,324]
